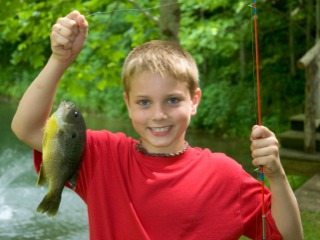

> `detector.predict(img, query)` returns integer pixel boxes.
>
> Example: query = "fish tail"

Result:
[36,192,62,218]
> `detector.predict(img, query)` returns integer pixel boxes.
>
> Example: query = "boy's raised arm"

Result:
[11,11,88,152]
[250,125,303,240]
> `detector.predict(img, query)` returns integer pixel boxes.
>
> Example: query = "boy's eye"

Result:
[137,99,150,106]
[168,97,179,104]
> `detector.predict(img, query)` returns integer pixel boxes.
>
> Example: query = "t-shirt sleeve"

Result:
[33,130,116,202]
[240,170,282,239]
[34,148,77,190]
[34,150,42,174]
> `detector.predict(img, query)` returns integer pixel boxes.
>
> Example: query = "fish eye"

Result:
[74,111,78,117]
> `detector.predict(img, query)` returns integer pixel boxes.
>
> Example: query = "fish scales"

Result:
[36,101,86,217]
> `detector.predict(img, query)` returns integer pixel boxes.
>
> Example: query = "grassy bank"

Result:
[240,210,319,239]
[300,211,320,239]
[240,175,318,239]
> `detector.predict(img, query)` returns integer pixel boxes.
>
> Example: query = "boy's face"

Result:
[124,71,201,154]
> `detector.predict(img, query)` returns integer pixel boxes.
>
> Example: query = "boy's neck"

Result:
[136,141,189,157]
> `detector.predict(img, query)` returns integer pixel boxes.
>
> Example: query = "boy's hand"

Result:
[50,10,88,64]
[250,125,285,179]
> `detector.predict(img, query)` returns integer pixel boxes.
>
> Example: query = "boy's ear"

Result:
[123,92,132,118]
[191,88,201,116]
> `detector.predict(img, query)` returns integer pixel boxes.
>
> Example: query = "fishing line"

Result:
[250,4,258,125]
[85,2,177,17]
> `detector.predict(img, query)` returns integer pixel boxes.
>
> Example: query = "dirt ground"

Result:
[294,173,320,212]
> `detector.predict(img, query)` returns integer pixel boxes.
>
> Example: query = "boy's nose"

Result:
[152,104,168,120]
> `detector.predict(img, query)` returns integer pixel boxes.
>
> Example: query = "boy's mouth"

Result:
[149,126,172,136]
[150,127,170,133]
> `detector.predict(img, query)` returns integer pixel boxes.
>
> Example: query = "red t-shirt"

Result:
[34,130,281,240]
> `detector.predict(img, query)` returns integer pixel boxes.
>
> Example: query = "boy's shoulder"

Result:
[192,146,239,162]
[85,129,137,153]
[86,129,135,142]
[190,146,243,173]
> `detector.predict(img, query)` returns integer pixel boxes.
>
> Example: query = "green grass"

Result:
[240,211,320,239]
[300,211,320,239]
[239,175,318,239]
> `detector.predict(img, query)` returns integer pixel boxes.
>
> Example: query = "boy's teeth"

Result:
[151,127,169,132]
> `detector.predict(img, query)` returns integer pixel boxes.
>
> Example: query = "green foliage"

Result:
[191,80,255,137]
[0,0,313,134]
[0,65,38,99]
[0,0,84,68]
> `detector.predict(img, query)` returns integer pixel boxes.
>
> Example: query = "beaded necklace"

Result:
[136,141,189,157]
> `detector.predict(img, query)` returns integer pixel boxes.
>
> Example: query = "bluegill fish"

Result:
[36,101,86,217]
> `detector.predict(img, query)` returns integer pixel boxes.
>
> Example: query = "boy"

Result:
[11,11,303,240]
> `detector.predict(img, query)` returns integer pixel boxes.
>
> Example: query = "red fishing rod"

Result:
[251,1,266,239]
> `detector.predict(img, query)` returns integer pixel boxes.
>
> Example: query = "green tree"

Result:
[0,0,318,136]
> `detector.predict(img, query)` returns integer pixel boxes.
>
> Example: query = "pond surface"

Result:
[0,101,254,239]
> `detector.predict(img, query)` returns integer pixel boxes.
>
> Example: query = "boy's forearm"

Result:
[11,55,68,151]
[269,173,303,240]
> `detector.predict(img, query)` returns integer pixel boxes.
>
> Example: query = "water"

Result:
[0,103,89,240]
[0,101,253,239]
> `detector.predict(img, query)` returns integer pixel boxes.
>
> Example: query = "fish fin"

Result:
[68,172,78,190]
[36,164,47,186]
[42,116,54,147]
[36,192,62,218]
[68,163,82,190]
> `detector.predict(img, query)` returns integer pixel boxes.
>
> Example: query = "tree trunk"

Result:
[304,58,318,153]
[316,55,320,119]
[159,0,180,44]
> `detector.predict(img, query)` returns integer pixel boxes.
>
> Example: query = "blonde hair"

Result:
[122,40,199,97]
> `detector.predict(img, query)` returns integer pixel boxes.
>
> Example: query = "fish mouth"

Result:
[55,101,77,124]
[59,101,75,109]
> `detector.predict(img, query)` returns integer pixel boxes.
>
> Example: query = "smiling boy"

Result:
[122,40,201,154]
[11,11,303,240]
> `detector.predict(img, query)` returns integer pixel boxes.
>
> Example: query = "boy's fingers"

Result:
[251,137,278,151]
[251,144,279,159]
[251,125,275,140]
[65,10,88,32]
[78,15,89,37]
[51,25,74,49]
[56,17,79,37]
[52,12,88,48]
[66,10,81,20]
